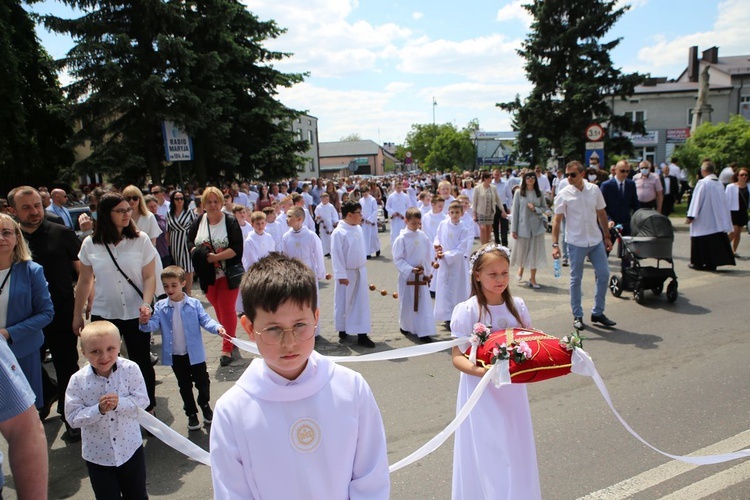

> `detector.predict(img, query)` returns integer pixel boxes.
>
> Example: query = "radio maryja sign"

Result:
[162,121,194,161]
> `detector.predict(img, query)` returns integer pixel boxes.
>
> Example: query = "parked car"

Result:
[68,205,92,239]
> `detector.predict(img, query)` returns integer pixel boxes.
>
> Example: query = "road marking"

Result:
[578,430,750,499]
[659,460,750,500]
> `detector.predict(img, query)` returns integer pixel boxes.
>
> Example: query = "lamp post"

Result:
[432,97,437,126]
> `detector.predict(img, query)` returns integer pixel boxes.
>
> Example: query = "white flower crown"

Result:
[469,244,511,271]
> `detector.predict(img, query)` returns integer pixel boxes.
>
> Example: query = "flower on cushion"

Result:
[560,331,584,351]
[471,323,491,345]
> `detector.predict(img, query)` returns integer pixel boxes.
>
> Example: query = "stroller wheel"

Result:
[609,275,623,297]
[666,280,678,303]
[652,283,663,296]
[634,285,645,304]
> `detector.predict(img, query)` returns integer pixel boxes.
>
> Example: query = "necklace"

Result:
[0,264,13,296]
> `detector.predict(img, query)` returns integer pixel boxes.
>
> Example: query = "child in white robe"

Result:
[385,181,413,248]
[359,186,380,258]
[210,254,390,499]
[392,208,436,342]
[433,201,473,322]
[331,201,376,347]
[235,211,276,314]
[458,194,480,238]
[281,207,326,336]
[262,207,284,249]
[421,195,446,297]
[449,243,541,500]
[417,191,432,215]
[314,192,339,256]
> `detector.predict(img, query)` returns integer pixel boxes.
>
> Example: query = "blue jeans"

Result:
[567,241,609,318]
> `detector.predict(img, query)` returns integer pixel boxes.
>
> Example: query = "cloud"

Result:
[397,34,525,83]
[635,0,750,73]
[412,11,424,20]
[496,0,532,27]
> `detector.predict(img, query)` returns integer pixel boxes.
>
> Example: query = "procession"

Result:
[3,161,747,498]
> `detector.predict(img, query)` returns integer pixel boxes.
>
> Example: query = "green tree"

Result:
[340,133,362,141]
[498,0,644,164]
[0,0,72,195]
[676,115,750,175]
[402,122,475,171]
[41,0,307,186]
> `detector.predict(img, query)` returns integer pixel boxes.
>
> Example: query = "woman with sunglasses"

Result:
[725,167,750,256]
[73,193,158,412]
[167,190,197,294]
[472,171,506,244]
[510,171,548,288]
[122,185,162,246]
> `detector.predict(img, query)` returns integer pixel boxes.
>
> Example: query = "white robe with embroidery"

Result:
[450,296,541,500]
[210,351,390,500]
[236,231,276,313]
[385,191,413,247]
[433,219,473,321]
[359,195,380,255]
[331,221,371,334]
[392,228,436,337]
[314,202,339,255]
[421,210,445,293]
[282,227,326,336]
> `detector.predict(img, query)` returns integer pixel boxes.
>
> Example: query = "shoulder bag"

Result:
[205,215,244,289]
[104,243,154,307]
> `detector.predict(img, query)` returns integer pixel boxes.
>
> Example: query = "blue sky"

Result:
[31,0,750,143]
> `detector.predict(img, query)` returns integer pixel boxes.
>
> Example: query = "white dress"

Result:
[359,195,380,255]
[331,221,371,334]
[385,191,412,247]
[314,202,339,255]
[391,228,436,337]
[433,219,473,321]
[450,296,541,500]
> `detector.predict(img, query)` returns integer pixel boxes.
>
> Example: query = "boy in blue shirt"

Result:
[139,266,226,431]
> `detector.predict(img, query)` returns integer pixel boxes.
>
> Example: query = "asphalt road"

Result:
[3,218,749,499]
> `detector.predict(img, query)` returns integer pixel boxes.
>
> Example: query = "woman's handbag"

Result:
[206,215,244,290]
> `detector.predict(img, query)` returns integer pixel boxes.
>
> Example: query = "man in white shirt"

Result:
[491,169,511,246]
[150,185,170,218]
[552,160,615,331]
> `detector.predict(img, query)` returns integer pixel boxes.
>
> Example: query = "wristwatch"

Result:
[551,243,559,248]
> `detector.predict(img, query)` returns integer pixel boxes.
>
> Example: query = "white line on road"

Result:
[659,460,750,500]
[578,430,750,499]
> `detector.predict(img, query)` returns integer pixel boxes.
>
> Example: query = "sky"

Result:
[31,0,750,145]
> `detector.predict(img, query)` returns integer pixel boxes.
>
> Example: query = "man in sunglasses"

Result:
[552,161,616,331]
[150,185,170,218]
[600,160,640,235]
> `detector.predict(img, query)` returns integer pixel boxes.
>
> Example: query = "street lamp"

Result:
[432,97,437,126]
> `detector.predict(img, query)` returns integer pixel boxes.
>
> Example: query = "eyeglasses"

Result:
[0,229,16,239]
[172,196,185,201]
[740,173,748,177]
[618,170,630,174]
[565,172,578,178]
[111,207,134,215]
[256,323,314,345]
[126,196,140,202]
[524,175,536,180]
[224,195,231,199]
[150,190,161,195]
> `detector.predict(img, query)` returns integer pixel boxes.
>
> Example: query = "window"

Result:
[308,130,314,144]
[624,110,646,124]
[741,96,750,120]
[296,128,302,141]
[307,119,312,126]
[687,108,694,126]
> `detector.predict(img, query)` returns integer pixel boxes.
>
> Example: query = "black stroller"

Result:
[608,209,678,304]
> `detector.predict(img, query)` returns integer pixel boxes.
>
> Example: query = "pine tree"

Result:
[498,0,644,164]
[0,0,72,195]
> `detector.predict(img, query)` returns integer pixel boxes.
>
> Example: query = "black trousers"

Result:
[86,445,147,500]
[171,354,210,416]
[661,193,675,216]
[493,205,509,246]
[91,316,156,411]
[41,305,80,415]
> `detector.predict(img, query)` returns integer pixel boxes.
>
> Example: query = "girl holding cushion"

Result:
[449,243,541,499]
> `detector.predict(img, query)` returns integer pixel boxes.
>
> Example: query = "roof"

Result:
[632,81,733,95]
[708,55,750,76]
[319,140,381,157]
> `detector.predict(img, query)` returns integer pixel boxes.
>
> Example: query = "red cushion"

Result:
[464,327,572,383]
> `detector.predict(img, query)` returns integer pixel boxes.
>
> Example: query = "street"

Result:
[3,220,749,499]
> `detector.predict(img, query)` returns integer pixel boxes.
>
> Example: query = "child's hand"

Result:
[139,309,151,324]
[98,393,118,414]
[217,327,227,339]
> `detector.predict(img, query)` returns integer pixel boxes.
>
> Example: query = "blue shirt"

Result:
[46,204,74,229]
[0,337,36,490]
[139,295,222,366]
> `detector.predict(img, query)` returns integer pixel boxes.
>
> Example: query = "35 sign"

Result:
[585,124,605,142]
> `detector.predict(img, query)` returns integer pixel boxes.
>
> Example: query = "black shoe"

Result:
[201,405,213,424]
[430,291,436,299]
[63,418,81,442]
[376,250,381,257]
[444,321,451,330]
[357,335,376,348]
[400,328,412,336]
[150,352,159,366]
[338,331,348,340]
[418,336,434,343]
[219,355,232,367]
[187,414,201,431]
[366,255,372,260]
[573,317,584,331]
[38,393,58,421]
[591,314,616,327]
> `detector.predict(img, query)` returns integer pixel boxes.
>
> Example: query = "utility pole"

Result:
[432,97,437,126]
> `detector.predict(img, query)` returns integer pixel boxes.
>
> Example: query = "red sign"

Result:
[585,124,605,142]
[666,128,691,143]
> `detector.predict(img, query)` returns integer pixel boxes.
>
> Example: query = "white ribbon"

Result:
[571,349,750,465]
[137,408,211,466]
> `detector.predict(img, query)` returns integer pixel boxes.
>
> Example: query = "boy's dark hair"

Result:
[241,252,317,322]
[448,200,463,212]
[161,265,186,282]
[405,207,422,220]
[262,206,275,216]
[287,206,305,220]
[341,200,361,218]
[432,195,445,204]
[291,193,304,205]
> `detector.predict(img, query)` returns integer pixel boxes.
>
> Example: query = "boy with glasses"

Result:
[210,253,389,498]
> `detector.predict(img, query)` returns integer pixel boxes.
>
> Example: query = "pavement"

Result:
[4,211,749,499]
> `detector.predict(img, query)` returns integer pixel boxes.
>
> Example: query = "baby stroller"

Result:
[608,209,678,304]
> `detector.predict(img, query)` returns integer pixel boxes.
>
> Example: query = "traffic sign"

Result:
[585,124,605,142]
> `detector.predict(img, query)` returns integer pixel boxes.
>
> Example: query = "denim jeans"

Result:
[567,241,609,318]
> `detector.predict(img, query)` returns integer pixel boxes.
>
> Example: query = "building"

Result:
[318,140,399,178]
[610,46,750,165]
[288,114,320,178]
[472,131,517,168]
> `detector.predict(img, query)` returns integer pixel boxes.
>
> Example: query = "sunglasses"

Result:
[172,196,185,200]
[224,195,231,199]
[740,173,748,177]
[151,190,161,194]
[618,170,630,173]
[126,196,140,202]
[565,172,578,178]
[524,174,536,179]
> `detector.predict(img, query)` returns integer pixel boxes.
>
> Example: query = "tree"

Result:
[401,122,476,171]
[0,1,72,195]
[340,133,362,142]
[41,0,308,186]
[676,115,750,175]
[498,0,644,165]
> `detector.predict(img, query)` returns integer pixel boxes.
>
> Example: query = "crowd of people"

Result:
[0,155,747,498]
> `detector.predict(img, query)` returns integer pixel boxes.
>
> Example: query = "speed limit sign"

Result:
[585,124,604,142]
